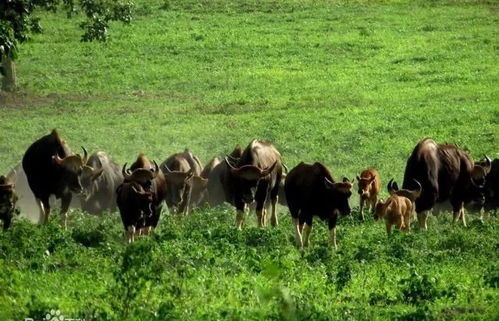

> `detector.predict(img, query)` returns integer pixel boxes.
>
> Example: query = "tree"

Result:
[0,0,133,92]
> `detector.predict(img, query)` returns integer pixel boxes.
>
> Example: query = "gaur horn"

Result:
[151,160,159,177]
[81,146,88,164]
[412,179,423,199]
[163,164,173,173]
[224,156,238,170]
[52,154,64,166]
[387,178,396,194]
[483,154,492,168]
[122,163,133,181]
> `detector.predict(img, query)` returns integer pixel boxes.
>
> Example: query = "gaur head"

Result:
[465,155,491,204]
[80,164,104,200]
[52,146,88,194]
[471,155,491,187]
[356,175,376,200]
[117,181,154,216]
[163,165,194,209]
[225,157,277,204]
[324,177,353,216]
[188,175,209,207]
[122,160,159,190]
[0,175,17,230]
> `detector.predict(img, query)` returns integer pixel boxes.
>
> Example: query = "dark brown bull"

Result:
[22,129,86,228]
[118,154,166,239]
[160,149,205,215]
[402,138,491,229]
[356,168,381,221]
[0,175,17,230]
[225,140,282,229]
[285,162,353,249]
[79,150,124,215]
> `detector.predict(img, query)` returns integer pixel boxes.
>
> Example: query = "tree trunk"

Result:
[1,56,17,92]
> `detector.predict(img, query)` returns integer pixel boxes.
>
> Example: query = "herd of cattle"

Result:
[0,129,497,247]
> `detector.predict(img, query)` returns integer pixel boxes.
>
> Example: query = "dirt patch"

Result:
[0,90,197,109]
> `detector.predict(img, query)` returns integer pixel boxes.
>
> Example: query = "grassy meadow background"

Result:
[0,0,498,320]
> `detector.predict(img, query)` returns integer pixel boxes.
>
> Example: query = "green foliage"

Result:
[399,269,442,304]
[0,0,134,61]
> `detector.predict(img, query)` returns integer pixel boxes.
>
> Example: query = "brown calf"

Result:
[374,194,412,235]
[356,169,381,221]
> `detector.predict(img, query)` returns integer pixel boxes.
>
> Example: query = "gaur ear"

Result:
[392,181,399,191]
[356,175,361,181]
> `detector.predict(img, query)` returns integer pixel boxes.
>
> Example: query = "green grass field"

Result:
[0,0,498,320]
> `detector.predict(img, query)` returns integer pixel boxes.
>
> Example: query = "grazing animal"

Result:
[22,129,86,228]
[285,162,353,249]
[79,150,124,215]
[206,145,243,207]
[374,194,413,235]
[356,169,381,221]
[160,149,205,215]
[116,181,153,243]
[225,140,282,229]
[0,175,17,231]
[402,138,491,229]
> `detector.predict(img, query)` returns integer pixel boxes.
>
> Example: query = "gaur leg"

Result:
[60,193,72,229]
[37,197,51,224]
[302,216,313,247]
[234,197,245,230]
[179,186,192,216]
[417,211,428,230]
[328,213,338,250]
[254,181,269,228]
[127,226,135,243]
[292,216,303,248]
[269,177,280,227]
[370,196,378,216]
[359,198,365,221]
[451,201,466,227]
[403,211,411,232]
[270,196,278,227]
[2,216,11,231]
[299,216,305,236]
[386,221,393,235]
